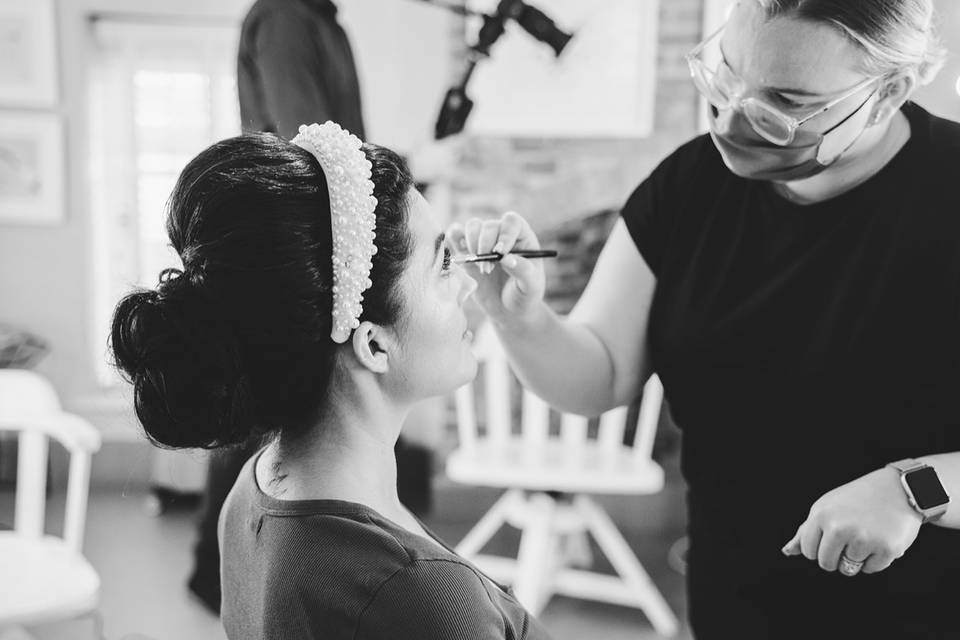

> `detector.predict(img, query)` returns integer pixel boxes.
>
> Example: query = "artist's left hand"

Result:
[782,467,922,575]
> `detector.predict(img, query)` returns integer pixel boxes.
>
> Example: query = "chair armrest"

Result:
[0,412,102,454]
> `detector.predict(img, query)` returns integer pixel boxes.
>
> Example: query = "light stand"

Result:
[413,0,574,138]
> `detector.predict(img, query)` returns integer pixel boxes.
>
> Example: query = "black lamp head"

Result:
[514,2,572,56]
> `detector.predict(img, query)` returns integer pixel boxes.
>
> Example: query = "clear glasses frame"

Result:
[685,25,880,145]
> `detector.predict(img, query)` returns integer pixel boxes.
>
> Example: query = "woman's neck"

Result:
[776,109,911,205]
[257,385,413,523]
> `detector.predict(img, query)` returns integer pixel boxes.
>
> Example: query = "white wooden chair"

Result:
[447,325,679,636]
[0,370,102,637]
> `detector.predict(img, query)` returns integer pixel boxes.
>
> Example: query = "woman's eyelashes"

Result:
[441,247,453,274]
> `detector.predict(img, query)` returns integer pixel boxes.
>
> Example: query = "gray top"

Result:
[219,449,552,639]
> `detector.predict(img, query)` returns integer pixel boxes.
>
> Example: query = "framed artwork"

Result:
[0,112,65,225]
[0,0,59,107]
[464,0,660,138]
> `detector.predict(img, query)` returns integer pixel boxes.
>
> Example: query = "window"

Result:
[89,18,239,386]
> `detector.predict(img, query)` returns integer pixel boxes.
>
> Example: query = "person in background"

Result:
[237,0,363,140]
[187,0,434,613]
[453,0,960,637]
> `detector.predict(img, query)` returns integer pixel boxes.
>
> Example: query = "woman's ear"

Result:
[870,72,915,125]
[351,321,393,374]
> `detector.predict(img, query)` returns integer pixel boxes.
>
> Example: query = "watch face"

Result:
[905,467,950,510]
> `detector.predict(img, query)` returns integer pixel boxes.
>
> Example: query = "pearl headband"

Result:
[291,122,378,344]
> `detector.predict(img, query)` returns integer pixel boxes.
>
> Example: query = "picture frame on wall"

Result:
[464,0,660,138]
[0,0,59,108]
[0,113,65,225]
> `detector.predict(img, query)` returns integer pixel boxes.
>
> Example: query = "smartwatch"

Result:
[886,458,951,523]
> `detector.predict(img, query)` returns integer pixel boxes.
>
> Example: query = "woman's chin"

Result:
[413,351,478,402]
[450,352,479,390]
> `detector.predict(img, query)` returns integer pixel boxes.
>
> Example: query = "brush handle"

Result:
[455,249,558,264]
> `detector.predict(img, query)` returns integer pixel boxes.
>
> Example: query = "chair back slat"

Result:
[631,374,664,463]
[64,451,93,552]
[521,390,550,447]
[454,382,478,451]
[560,413,589,453]
[15,430,48,538]
[484,355,512,443]
[597,406,629,454]
[455,327,666,461]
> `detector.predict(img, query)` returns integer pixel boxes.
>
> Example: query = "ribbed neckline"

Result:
[247,447,457,554]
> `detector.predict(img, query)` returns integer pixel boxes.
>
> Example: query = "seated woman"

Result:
[110,122,551,640]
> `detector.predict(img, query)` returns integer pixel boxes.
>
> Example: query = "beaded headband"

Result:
[291,122,378,344]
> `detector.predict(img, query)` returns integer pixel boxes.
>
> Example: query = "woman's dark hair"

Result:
[110,132,414,449]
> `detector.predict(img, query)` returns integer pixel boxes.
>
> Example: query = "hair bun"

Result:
[110,280,258,449]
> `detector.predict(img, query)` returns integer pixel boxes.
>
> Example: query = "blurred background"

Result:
[0,0,957,638]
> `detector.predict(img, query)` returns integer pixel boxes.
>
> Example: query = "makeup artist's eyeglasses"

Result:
[685,25,881,146]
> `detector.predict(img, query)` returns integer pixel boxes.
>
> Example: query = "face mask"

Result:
[708,94,875,182]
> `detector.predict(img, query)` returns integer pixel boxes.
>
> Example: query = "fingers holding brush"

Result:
[447,211,549,322]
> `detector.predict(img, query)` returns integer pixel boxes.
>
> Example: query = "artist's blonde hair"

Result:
[756,0,947,85]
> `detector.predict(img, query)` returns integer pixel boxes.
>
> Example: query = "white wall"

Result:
[1,0,253,438]
[338,0,457,153]
[913,0,960,121]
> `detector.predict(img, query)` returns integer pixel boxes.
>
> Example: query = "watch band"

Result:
[887,458,927,474]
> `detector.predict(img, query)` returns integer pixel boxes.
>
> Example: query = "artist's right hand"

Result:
[447,211,546,328]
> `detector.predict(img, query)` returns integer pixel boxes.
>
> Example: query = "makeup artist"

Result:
[451,1,960,637]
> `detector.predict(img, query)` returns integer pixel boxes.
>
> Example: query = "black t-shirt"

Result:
[622,103,960,637]
[219,450,551,640]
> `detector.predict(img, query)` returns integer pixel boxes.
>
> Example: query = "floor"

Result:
[2,450,694,640]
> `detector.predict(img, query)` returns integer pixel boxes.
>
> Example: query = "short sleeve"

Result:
[355,560,522,640]
[620,134,715,276]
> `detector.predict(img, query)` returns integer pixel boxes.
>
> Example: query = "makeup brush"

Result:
[453,249,558,264]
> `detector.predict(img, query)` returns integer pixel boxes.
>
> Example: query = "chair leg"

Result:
[89,609,106,640]
[512,492,559,616]
[576,496,679,637]
[455,489,520,558]
[563,530,594,569]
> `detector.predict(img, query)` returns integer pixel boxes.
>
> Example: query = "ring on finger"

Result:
[838,554,865,576]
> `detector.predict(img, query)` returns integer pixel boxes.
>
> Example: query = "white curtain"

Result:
[87,17,240,386]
